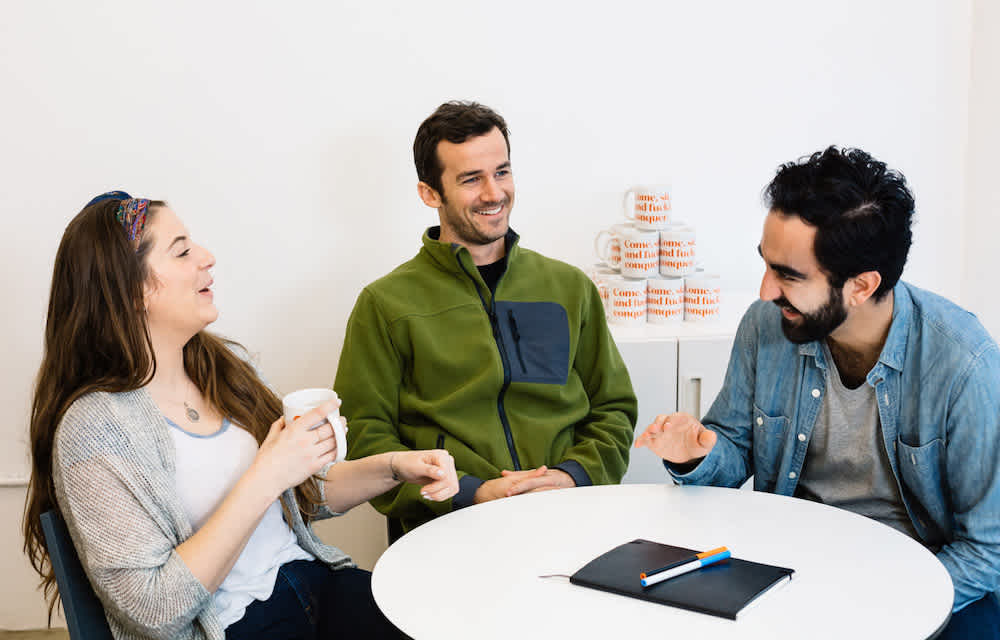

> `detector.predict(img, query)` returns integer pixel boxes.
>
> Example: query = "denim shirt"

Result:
[670,282,1000,610]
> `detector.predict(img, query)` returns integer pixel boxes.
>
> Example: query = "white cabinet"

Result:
[612,292,753,484]
[677,336,736,419]
[617,338,678,485]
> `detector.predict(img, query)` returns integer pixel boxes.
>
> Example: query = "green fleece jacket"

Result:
[335,227,637,531]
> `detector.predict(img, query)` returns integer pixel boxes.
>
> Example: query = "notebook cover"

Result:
[569,539,794,620]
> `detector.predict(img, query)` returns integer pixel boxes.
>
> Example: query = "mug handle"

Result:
[623,187,638,221]
[325,407,348,464]
[594,230,620,266]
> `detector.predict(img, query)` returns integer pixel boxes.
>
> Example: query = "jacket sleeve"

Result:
[52,415,214,640]
[560,278,638,485]
[937,342,1000,610]
[668,304,757,488]
[335,288,456,523]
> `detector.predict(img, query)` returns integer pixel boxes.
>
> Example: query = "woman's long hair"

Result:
[23,198,322,622]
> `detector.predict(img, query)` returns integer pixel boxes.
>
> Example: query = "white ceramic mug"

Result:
[593,223,633,271]
[684,273,721,322]
[659,225,697,277]
[623,184,673,229]
[282,388,348,464]
[608,276,647,326]
[586,264,619,317]
[646,276,685,324]
[619,227,660,279]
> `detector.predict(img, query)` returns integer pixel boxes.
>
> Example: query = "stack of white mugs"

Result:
[589,184,721,326]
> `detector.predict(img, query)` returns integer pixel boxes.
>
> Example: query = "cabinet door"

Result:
[615,338,677,484]
[679,335,753,490]
[677,336,736,421]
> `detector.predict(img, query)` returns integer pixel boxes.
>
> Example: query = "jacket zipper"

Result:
[457,260,522,471]
[436,433,445,450]
[507,309,527,374]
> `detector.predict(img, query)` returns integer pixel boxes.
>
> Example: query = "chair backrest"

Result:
[386,516,405,546]
[40,510,114,640]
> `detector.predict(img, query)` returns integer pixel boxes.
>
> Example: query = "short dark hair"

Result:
[413,101,510,196]
[765,146,914,301]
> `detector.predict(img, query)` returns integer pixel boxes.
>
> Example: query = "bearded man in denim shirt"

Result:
[637,146,1000,638]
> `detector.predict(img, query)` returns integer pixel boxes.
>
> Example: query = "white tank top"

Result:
[166,417,314,628]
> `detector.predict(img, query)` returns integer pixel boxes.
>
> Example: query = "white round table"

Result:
[372,484,953,639]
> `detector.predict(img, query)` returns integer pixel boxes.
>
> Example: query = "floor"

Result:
[0,631,68,639]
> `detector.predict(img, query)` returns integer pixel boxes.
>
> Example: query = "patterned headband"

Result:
[115,198,151,243]
[86,190,132,207]
[85,191,151,244]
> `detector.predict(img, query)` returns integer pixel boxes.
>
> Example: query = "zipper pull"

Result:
[507,309,521,341]
[507,310,528,374]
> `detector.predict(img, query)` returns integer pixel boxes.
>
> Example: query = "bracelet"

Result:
[389,452,401,482]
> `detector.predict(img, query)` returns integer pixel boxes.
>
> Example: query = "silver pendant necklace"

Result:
[183,400,201,423]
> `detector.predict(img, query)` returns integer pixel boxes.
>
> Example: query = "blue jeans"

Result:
[937,591,1000,639]
[225,560,405,639]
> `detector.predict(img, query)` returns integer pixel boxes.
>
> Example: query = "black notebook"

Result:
[569,539,794,620]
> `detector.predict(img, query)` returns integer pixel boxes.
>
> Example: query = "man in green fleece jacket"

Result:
[335,101,638,533]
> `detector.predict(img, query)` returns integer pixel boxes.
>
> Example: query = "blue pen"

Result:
[640,548,732,587]
[640,546,729,580]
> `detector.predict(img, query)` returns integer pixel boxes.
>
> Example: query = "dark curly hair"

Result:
[765,146,915,301]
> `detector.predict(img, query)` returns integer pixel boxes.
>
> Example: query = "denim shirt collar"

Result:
[796,282,912,377]
[877,282,912,372]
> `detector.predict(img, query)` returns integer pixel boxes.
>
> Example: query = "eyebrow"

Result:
[167,235,188,250]
[757,244,807,280]
[456,161,511,182]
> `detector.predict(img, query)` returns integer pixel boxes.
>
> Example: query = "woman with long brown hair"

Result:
[23,191,458,639]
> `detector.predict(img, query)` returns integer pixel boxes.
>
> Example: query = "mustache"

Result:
[478,197,509,208]
[773,297,800,314]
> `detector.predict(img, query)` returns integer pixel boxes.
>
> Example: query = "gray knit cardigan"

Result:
[52,387,355,640]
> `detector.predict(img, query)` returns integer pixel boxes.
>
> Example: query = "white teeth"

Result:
[477,206,502,216]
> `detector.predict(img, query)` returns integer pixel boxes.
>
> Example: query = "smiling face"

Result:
[418,126,514,264]
[142,207,218,345]
[758,210,848,343]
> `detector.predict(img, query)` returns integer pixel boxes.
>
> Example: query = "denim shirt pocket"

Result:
[895,437,948,527]
[752,404,789,488]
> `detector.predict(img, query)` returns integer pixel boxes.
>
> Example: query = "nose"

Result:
[482,176,503,203]
[759,268,780,301]
[198,244,216,270]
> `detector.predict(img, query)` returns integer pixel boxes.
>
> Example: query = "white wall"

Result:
[963,0,1000,339]
[0,0,983,629]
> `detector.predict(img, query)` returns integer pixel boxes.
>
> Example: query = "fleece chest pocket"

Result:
[494,301,570,385]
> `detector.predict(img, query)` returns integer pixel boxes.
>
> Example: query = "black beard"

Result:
[776,286,847,344]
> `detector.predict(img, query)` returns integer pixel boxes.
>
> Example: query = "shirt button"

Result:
[798,433,806,442]
[756,417,764,426]
[811,388,821,398]
[788,471,797,479]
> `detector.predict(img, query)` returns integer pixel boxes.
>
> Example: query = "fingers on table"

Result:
[506,474,560,497]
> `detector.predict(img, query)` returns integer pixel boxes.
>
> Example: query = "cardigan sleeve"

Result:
[52,402,215,640]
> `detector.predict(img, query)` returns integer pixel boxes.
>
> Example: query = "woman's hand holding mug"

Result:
[254,399,344,496]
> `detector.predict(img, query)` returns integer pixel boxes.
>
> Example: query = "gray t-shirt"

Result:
[795,342,919,540]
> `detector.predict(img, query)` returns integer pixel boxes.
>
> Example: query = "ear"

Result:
[417,181,443,209]
[846,270,882,306]
[141,274,159,313]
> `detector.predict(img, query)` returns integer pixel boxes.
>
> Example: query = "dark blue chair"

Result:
[40,510,114,640]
